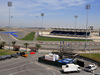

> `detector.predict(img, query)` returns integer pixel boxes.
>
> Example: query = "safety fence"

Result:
[34,42,100,46]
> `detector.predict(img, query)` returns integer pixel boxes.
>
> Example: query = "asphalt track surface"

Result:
[0,53,100,75]
[0,54,56,75]
[0,31,100,51]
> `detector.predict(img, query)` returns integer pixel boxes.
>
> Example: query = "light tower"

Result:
[41,13,44,35]
[74,15,78,37]
[8,1,12,50]
[85,4,90,52]
[36,16,38,27]
[11,16,13,27]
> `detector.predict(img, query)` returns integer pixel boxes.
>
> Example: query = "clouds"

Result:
[13,0,94,16]
[62,0,85,6]
[33,0,94,9]
[0,0,98,28]
[0,0,94,17]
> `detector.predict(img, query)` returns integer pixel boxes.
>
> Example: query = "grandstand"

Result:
[50,28,90,37]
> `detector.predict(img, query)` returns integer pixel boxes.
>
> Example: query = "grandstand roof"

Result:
[52,28,90,32]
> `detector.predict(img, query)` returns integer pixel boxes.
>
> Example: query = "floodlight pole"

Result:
[36,16,39,36]
[8,1,12,50]
[41,13,44,35]
[36,16,38,27]
[11,16,13,26]
[85,4,90,52]
[74,15,78,37]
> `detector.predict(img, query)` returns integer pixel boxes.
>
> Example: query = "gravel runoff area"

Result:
[0,53,100,75]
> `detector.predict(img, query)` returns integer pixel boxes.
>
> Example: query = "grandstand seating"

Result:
[50,30,90,36]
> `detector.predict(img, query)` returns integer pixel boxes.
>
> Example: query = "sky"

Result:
[0,0,100,29]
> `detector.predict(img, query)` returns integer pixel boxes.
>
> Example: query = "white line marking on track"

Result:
[34,61,56,75]
[0,36,3,41]
[0,58,38,73]
[10,35,18,41]
[0,60,27,68]
[9,69,56,75]
[84,72,100,75]
[0,61,30,72]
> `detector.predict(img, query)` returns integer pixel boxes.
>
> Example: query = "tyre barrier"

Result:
[0,54,18,60]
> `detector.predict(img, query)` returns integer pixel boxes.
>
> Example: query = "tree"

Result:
[1,41,6,49]
[14,45,20,51]
[36,44,41,49]
[35,44,41,52]
[12,41,16,50]
[24,43,29,51]
[90,26,93,30]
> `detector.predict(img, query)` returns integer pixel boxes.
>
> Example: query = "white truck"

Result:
[62,64,81,73]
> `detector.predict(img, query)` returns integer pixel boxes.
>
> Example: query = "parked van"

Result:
[62,64,81,73]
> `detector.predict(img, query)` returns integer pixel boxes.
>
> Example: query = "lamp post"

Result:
[36,16,38,27]
[85,4,90,52]
[74,15,78,37]
[41,13,44,35]
[11,16,13,27]
[8,1,12,50]
[35,16,39,39]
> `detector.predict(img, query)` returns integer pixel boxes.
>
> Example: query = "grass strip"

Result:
[20,32,35,41]
[37,36,92,41]
[0,49,17,56]
[79,53,100,62]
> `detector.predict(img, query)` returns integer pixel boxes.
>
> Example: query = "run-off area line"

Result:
[9,69,56,75]
[0,59,27,68]
[0,58,37,73]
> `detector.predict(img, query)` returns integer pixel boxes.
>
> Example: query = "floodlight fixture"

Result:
[86,4,90,10]
[41,13,44,16]
[74,15,78,18]
[8,1,12,7]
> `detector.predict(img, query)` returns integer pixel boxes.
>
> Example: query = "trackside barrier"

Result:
[36,42,100,46]
[76,60,84,67]
[78,55,100,66]
[30,52,35,54]
[38,56,66,68]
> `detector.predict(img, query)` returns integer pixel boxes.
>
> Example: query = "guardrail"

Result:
[36,42,100,46]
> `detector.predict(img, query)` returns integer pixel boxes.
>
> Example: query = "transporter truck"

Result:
[62,64,81,73]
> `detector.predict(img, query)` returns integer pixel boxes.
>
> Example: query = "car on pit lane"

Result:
[84,64,97,72]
